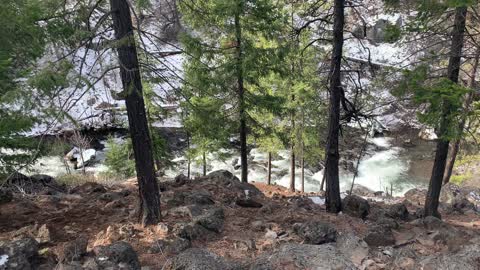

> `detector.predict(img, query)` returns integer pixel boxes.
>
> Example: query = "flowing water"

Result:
[26,134,433,196]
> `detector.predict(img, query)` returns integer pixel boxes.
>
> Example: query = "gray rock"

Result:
[30,174,54,184]
[376,216,399,230]
[94,241,140,270]
[350,185,375,197]
[343,195,370,219]
[184,190,214,205]
[419,243,480,270]
[163,248,239,270]
[0,188,13,205]
[336,233,369,266]
[0,237,39,270]
[57,236,88,262]
[249,243,356,270]
[150,238,191,254]
[173,174,188,187]
[364,226,395,247]
[386,203,410,221]
[404,188,427,206]
[422,216,445,230]
[193,206,224,233]
[251,221,265,232]
[174,222,213,241]
[293,221,337,245]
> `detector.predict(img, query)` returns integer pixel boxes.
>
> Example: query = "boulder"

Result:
[205,170,261,196]
[173,174,188,187]
[249,244,356,270]
[57,236,88,262]
[419,243,480,270]
[0,237,39,270]
[149,237,191,254]
[375,216,399,230]
[293,221,337,245]
[235,198,263,208]
[343,195,370,219]
[29,174,54,184]
[364,226,395,247]
[193,206,224,232]
[404,188,427,206]
[93,241,140,270]
[70,182,106,194]
[163,248,239,270]
[440,183,461,204]
[350,185,376,197]
[0,189,13,205]
[174,223,214,241]
[184,190,215,205]
[336,233,369,266]
[386,203,410,221]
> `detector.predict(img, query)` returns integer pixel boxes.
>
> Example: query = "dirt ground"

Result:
[0,176,479,269]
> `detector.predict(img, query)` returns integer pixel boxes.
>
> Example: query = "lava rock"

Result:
[94,241,140,270]
[343,195,370,219]
[163,248,239,270]
[193,206,225,232]
[57,236,88,262]
[0,188,13,204]
[249,244,356,269]
[150,237,191,254]
[364,226,395,247]
[293,221,337,245]
[235,198,263,208]
[0,237,39,270]
[386,203,410,221]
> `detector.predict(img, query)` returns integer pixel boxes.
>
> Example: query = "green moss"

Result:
[455,154,480,167]
[450,173,473,185]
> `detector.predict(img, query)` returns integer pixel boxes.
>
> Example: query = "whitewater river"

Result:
[28,136,431,196]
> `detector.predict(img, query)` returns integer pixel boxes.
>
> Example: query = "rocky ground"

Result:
[0,171,480,269]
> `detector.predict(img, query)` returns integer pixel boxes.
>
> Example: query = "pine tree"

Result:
[324,0,345,213]
[109,0,161,226]
[179,0,287,183]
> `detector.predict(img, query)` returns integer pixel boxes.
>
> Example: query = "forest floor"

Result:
[0,172,480,269]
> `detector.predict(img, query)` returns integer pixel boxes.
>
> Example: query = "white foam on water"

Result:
[0,254,9,266]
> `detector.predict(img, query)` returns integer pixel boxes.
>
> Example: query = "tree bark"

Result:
[424,6,467,218]
[187,132,191,179]
[324,0,345,213]
[235,10,248,183]
[267,152,272,185]
[290,145,295,192]
[109,0,161,226]
[301,157,305,193]
[443,48,480,185]
[202,151,207,176]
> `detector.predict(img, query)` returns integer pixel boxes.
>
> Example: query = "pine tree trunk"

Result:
[203,151,207,176]
[235,11,248,183]
[324,0,345,213]
[424,6,467,218]
[301,157,305,193]
[109,0,161,226]
[187,132,191,179]
[267,152,272,185]
[443,48,480,185]
[290,146,295,192]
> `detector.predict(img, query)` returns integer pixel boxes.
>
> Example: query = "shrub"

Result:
[104,137,136,178]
